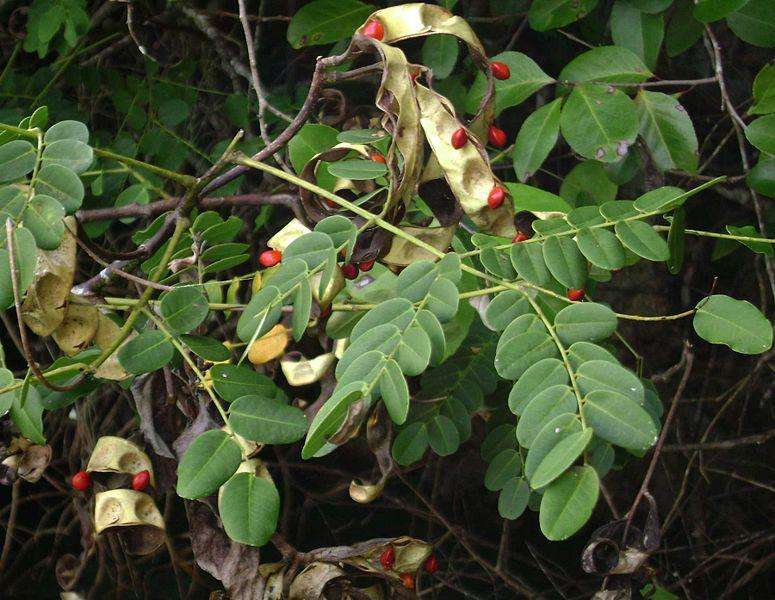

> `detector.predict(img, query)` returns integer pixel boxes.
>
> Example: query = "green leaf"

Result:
[351,298,414,341]
[219,473,279,546]
[160,286,209,333]
[315,215,357,258]
[568,341,617,370]
[302,382,366,459]
[421,34,459,80]
[560,161,618,207]
[583,389,658,449]
[576,227,626,270]
[416,309,446,366]
[117,330,174,374]
[24,194,65,249]
[288,124,339,173]
[327,159,387,180]
[0,140,36,182]
[336,128,389,145]
[516,384,577,447]
[506,183,572,213]
[614,220,669,261]
[35,164,84,213]
[693,294,773,354]
[727,0,775,48]
[485,290,530,331]
[392,422,429,465]
[481,246,516,279]
[626,0,673,12]
[560,84,640,163]
[635,91,698,172]
[725,225,774,256]
[380,358,409,425]
[524,414,581,481]
[211,364,284,403]
[498,477,531,519]
[466,51,553,115]
[528,0,600,32]
[555,302,618,344]
[509,358,569,415]
[751,62,775,115]
[496,330,559,380]
[157,99,190,127]
[291,279,312,341]
[559,46,652,84]
[229,395,308,444]
[693,0,750,22]
[10,385,46,445]
[236,286,283,343]
[427,414,460,456]
[542,236,587,289]
[667,207,686,274]
[748,156,775,197]
[529,427,592,490]
[745,115,775,154]
[181,335,231,362]
[539,465,599,540]
[44,120,88,144]
[576,359,644,405]
[512,98,563,182]
[284,232,332,270]
[485,449,522,491]
[114,184,149,224]
[511,242,551,285]
[0,226,37,310]
[611,3,664,69]
[481,424,517,462]
[600,200,638,221]
[633,186,686,212]
[176,430,242,499]
[287,0,373,48]
[41,139,93,174]
[666,0,705,57]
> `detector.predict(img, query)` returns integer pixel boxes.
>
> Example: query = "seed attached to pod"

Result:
[490,61,510,80]
[359,259,375,271]
[487,185,506,209]
[400,573,415,589]
[71,470,91,491]
[132,470,151,491]
[488,125,507,148]
[451,127,468,149]
[259,249,282,267]
[371,152,386,164]
[424,554,439,574]
[567,288,585,301]
[341,263,359,280]
[380,546,395,570]
[362,19,384,40]
[512,231,530,243]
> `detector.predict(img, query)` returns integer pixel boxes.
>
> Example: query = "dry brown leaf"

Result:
[247,323,289,365]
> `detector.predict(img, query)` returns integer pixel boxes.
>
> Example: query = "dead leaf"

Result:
[288,562,345,600]
[248,324,289,365]
[16,443,52,482]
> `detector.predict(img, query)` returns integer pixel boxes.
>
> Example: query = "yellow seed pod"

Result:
[247,324,289,365]
[94,489,165,555]
[310,266,345,307]
[280,353,336,386]
[86,436,155,486]
[266,218,312,252]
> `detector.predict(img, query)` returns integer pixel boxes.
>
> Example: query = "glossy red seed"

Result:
[380,546,395,570]
[488,125,507,148]
[132,470,151,491]
[451,127,468,149]
[359,259,375,271]
[362,19,384,40]
[371,152,386,164]
[424,554,439,574]
[488,185,506,209]
[71,471,91,491]
[567,288,585,301]
[490,61,510,80]
[341,263,359,280]
[512,231,530,243]
[325,198,338,208]
[259,249,282,267]
[400,573,415,590]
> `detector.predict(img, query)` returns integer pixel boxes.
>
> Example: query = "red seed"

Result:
[400,573,415,590]
[451,127,468,149]
[371,152,386,164]
[325,198,338,209]
[424,554,439,574]
[71,470,91,491]
[488,125,507,148]
[567,288,585,301]
[341,263,359,280]
[320,305,332,319]
[362,19,384,40]
[512,231,530,243]
[380,546,395,570]
[259,249,282,268]
[488,185,506,209]
[132,470,151,491]
[359,259,375,272]
[490,61,510,80]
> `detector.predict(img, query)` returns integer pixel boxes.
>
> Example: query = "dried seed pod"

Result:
[281,352,336,386]
[248,324,289,365]
[93,489,165,555]
[86,436,155,486]
[266,218,312,253]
